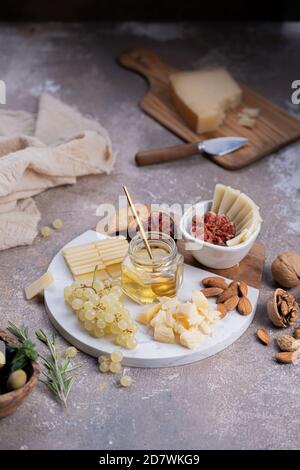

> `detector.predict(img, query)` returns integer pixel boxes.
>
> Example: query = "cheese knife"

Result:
[135,136,248,166]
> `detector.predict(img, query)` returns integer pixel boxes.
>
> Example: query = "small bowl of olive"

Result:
[0,328,40,418]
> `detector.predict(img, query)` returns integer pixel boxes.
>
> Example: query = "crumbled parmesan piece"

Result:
[241,107,260,118]
[238,115,256,128]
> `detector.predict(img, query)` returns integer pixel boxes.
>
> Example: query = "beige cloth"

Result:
[0,93,115,250]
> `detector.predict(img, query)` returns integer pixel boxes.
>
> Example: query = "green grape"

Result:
[99,361,110,373]
[110,323,121,335]
[110,285,123,298]
[72,298,84,310]
[104,312,115,323]
[109,362,122,374]
[78,310,86,322]
[126,336,137,349]
[110,351,123,363]
[118,320,128,331]
[98,355,108,364]
[85,309,96,321]
[83,288,94,300]
[74,288,84,298]
[96,319,106,329]
[84,321,94,332]
[120,375,132,387]
[65,347,77,358]
[91,294,100,305]
[93,327,105,338]
[95,310,106,320]
[83,301,94,312]
[64,286,73,300]
[93,279,104,292]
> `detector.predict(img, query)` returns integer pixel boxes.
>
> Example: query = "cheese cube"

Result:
[154,325,176,344]
[169,68,242,133]
[138,303,161,325]
[25,272,54,300]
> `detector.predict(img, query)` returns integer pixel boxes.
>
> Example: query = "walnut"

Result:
[267,288,299,328]
[271,252,300,288]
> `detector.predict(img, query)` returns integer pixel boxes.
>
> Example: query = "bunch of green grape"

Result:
[64,279,138,349]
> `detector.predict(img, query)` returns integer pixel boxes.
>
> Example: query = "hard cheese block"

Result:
[25,271,54,300]
[169,68,242,134]
[63,237,128,281]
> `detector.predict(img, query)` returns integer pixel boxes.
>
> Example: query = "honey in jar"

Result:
[121,231,184,304]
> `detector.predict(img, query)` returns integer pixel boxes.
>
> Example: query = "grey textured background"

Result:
[0,22,300,450]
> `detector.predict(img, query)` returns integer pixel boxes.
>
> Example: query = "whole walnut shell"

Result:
[267,288,299,327]
[271,252,300,288]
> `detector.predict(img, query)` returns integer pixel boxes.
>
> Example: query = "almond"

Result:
[217,303,228,319]
[276,335,300,352]
[238,281,248,297]
[201,287,224,297]
[256,328,271,345]
[202,277,228,290]
[275,351,298,364]
[237,296,253,315]
[229,281,239,294]
[217,282,238,303]
[294,326,300,340]
[223,295,239,311]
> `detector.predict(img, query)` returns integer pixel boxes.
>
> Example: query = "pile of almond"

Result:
[256,326,300,364]
[201,276,253,318]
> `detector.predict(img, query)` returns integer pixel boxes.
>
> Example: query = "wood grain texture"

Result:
[100,205,265,289]
[119,48,300,170]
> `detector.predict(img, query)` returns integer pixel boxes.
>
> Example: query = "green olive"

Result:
[0,351,5,369]
[7,369,27,390]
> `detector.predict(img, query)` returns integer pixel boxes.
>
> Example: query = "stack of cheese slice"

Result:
[169,68,242,133]
[63,237,128,281]
[211,184,262,246]
[138,291,219,349]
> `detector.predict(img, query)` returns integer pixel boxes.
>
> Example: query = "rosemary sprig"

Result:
[36,329,80,407]
[7,321,29,343]
[7,322,79,407]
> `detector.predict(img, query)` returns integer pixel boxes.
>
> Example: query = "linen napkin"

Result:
[0,94,115,250]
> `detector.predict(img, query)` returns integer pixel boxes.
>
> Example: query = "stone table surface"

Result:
[0,22,300,450]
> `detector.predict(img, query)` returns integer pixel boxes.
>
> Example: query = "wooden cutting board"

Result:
[98,205,265,289]
[119,48,300,170]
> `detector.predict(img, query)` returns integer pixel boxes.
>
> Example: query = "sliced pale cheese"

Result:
[74,270,109,282]
[169,68,242,133]
[218,186,240,215]
[226,228,250,246]
[63,237,128,280]
[211,183,227,213]
[25,272,54,300]
[226,193,247,220]
[235,211,253,233]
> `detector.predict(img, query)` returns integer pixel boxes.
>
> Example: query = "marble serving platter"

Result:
[44,230,259,368]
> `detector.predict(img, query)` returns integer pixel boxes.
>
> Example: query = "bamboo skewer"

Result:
[123,186,153,260]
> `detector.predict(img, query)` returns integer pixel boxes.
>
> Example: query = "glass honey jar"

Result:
[121,231,184,304]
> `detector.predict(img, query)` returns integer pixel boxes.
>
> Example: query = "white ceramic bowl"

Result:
[180,200,261,269]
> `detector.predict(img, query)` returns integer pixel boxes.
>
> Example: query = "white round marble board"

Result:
[44,230,259,368]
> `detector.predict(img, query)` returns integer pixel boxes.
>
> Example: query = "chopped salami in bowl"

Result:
[191,211,235,246]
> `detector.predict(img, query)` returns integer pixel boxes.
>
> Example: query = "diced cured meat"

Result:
[191,211,235,246]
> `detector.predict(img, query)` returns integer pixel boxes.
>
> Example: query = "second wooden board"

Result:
[119,48,300,170]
